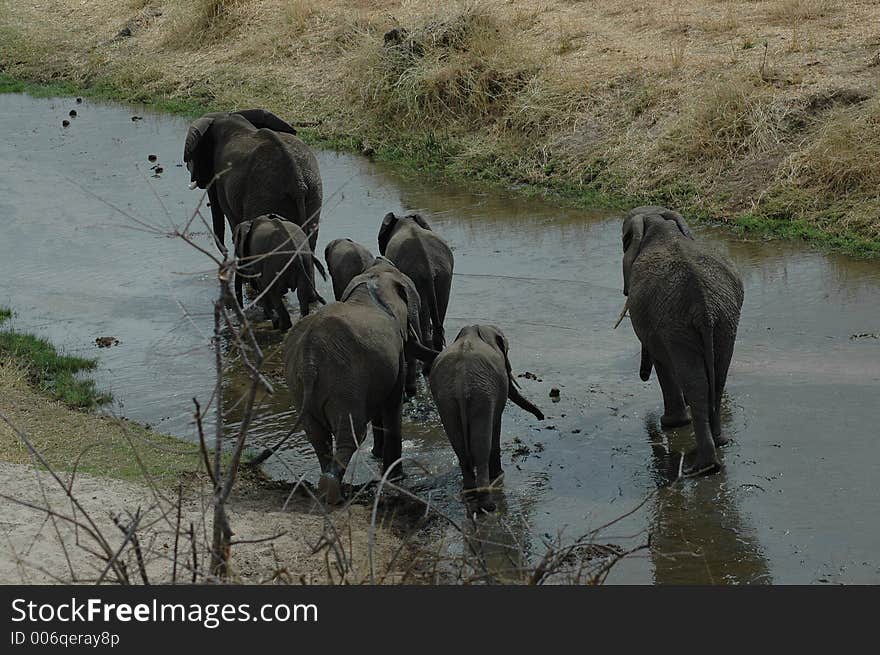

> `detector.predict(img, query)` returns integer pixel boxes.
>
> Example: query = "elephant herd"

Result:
[184,109,745,514]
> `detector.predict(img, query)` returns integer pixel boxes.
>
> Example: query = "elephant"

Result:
[183,108,322,256]
[429,325,544,513]
[324,238,375,301]
[378,212,454,353]
[283,260,438,503]
[620,205,744,474]
[232,214,327,331]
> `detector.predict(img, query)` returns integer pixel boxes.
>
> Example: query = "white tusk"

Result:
[188,181,198,190]
[613,300,629,329]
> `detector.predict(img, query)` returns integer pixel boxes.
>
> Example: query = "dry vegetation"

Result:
[1,0,879,249]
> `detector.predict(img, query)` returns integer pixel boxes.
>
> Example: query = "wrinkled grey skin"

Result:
[324,238,375,301]
[622,206,744,475]
[233,214,327,331]
[283,261,438,503]
[429,325,544,513]
[362,257,425,398]
[183,109,322,256]
[378,212,454,354]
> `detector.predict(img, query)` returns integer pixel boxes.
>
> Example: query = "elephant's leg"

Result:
[419,304,432,376]
[271,291,292,332]
[468,411,496,513]
[380,397,404,480]
[676,353,720,475]
[370,413,384,459]
[489,407,504,485]
[234,273,245,309]
[459,461,477,506]
[404,354,418,398]
[710,343,735,446]
[655,359,690,428]
[434,278,451,349]
[321,415,367,505]
[303,416,332,475]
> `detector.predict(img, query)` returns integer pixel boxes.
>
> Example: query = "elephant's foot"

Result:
[317,472,343,505]
[661,410,691,429]
[713,433,730,448]
[465,493,496,515]
[404,383,417,399]
[490,470,505,487]
[382,465,405,482]
[682,448,722,477]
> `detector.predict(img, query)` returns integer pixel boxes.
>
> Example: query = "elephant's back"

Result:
[630,240,743,331]
[277,132,322,198]
[430,340,506,400]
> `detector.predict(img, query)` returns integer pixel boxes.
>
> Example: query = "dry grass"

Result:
[767,0,838,22]
[665,72,794,163]
[1,0,880,246]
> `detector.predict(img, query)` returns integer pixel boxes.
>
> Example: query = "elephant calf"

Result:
[429,325,544,513]
[324,238,375,301]
[233,214,326,331]
[621,206,744,474]
[378,212,454,353]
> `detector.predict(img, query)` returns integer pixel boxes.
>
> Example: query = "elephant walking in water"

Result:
[232,214,326,331]
[429,325,544,513]
[283,260,437,503]
[620,206,744,474]
[324,238,375,301]
[378,212,453,353]
[183,109,322,303]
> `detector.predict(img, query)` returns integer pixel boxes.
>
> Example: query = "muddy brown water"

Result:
[2,93,879,583]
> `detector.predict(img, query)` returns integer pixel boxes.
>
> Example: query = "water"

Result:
[1,93,879,583]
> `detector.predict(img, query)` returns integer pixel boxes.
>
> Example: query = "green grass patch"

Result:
[0,308,111,409]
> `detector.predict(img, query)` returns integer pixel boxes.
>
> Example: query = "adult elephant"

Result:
[283,260,437,503]
[183,109,322,254]
[324,238,375,301]
[378,212,453,352]
[620,206,744,475]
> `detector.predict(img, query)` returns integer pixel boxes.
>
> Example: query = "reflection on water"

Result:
[646,418,772,584]
[2,93,880,583]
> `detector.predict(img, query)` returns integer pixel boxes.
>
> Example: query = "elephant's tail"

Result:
[698,320,720,436]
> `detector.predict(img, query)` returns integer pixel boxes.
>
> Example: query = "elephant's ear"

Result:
[378,212,398,255]
[622,213,646,296]
[659,208,693,240]
[233,109,297,135]
[340,274,368,302]
[183,116,215,188]
[410,213,432,231]
[233,220,254,266]
[476,325,518,389]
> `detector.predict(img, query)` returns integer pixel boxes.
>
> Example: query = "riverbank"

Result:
[0,311,404,584]
[1,0,879,255]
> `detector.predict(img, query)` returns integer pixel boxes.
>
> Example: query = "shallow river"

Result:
[1,93,879,583]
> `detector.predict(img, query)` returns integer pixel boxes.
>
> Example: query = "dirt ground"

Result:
[0,364,405,585]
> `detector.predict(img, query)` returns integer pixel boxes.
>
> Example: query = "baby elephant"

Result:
[429,325,544,514]
[324,238,375,301]
[233,214,326,331]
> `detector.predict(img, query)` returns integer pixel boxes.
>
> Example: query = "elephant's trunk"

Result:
[613,300,629,329]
